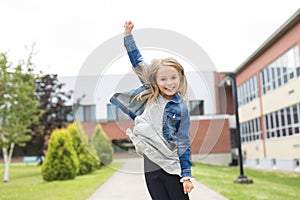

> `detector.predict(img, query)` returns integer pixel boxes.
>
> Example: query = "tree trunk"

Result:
[3,143,15,182]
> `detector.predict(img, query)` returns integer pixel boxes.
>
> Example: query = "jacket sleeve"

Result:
[177,104,192,177]
[124,34,146,83]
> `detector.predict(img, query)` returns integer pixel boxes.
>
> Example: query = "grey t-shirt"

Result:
[126,95,181,176]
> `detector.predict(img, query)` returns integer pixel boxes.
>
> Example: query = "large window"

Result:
[240,117,262,143]
[260,45,300,94]
[107,104,131,121]
[264,103,300,139]
[237,75,259,106]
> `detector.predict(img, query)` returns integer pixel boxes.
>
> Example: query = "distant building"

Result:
[232,9,300,172]
[60,69,235,166]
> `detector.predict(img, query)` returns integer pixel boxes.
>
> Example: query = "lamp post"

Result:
[226,72,253,184]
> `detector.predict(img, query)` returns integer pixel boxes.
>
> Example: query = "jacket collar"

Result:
[169,93,182,104]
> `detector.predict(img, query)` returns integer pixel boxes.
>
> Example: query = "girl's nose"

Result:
[166,79,173,85]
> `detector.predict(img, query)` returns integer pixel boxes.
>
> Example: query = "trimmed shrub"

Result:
[41,128,79,181]
[92,125,114,165]
[67,122,100,175]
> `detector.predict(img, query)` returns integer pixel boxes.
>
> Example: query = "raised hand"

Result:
[124,20,134,35]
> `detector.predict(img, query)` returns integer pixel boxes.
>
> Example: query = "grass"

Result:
[2,161,299,200]
[193,162,300,200]
[0,162,123,200]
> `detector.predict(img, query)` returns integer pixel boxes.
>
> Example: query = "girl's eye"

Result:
[160,78,166,81]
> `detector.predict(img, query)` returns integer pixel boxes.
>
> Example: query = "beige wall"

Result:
[243,136,300,159]
[242,141,265,159]
[192,153,232,166]
[238,71,300,123]
[238,98,261,123]
[265,136,300,158]
[262,77,300,115]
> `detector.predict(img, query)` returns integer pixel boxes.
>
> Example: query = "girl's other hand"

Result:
[183,180,194,194]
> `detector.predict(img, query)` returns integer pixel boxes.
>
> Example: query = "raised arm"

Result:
[123,21,146,82]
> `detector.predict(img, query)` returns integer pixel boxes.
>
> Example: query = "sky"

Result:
[1,0,299,77]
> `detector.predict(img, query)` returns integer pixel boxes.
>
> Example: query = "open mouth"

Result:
[165,87,175,92]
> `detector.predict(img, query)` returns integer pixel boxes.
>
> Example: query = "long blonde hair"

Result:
[133,57,188,105]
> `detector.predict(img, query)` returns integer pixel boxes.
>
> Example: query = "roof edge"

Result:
[235,9,300,74]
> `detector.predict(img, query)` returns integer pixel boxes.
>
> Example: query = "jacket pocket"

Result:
[164,111,181,142]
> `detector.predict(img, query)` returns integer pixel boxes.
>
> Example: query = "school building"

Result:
[233,9,300,172]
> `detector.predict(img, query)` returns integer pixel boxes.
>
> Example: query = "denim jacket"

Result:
[110,34,192,178]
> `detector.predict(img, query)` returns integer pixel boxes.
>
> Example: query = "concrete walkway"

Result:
[87,158,228,200]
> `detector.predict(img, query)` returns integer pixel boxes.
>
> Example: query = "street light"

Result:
[221,72,253,184]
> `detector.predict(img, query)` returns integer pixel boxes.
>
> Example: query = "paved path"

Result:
[87,158,228,200]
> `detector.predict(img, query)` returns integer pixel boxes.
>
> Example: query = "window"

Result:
[260,45,300,95]
[237,75,259,106]
[295,105,300,134]
[256,158,260,166]
[264,103,300,139]
[75,105,96,122]
[261,71,266,94]
[107,104,131,121]
[265,115,270,139]
[189,100,204,116]
[240,117,262,143]
[295,159,300,168]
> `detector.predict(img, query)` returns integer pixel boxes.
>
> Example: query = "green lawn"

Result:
[0,162,123,200]
[2,161,299,200]
[193,162,300,200]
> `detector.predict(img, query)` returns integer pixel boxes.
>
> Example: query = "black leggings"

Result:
[144,155,190,200]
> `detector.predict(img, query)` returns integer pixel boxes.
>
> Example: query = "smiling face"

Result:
[156,65,180,100]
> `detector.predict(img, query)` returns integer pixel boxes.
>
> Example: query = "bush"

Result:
[92,125,114,165]
[67,122,100,175]
[42,128,79,181]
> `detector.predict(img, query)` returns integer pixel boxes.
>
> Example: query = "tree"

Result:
[0,53,40,182]
[92,125,114,165]
[41,128,79,181]
[67,122,100,175]
[28,74,73,157]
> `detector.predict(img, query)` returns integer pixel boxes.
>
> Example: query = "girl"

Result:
[110,21,194,200]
